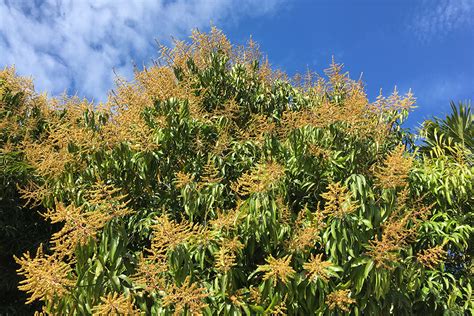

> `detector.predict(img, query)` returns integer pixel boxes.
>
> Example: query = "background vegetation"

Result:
[0,29,472,315]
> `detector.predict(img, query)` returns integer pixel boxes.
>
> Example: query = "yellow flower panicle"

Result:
[17,180,53,207]
[232,161,285,196]
[303,254,334,283]
[92,292,140,316]
[174,171,195,189]
[44,182,132,257]
[210,208,243,232]
[374,145,413,189]
[367,192,433,269]
[288,225,321,252]
[321,182,357,219]
[417,244,446,270]
[197,161,224,190]
[326,289,356,312]
[23,140,75,178]
[14,244,75,304]
[22,97,100,178]
[366,237,400,270]
[214,237,244,273]
[257,255,295,286]
[85,181,132,215]
[307,143,331,160]
[275,195,291,224]
[215,247,238,274]
[288,205,326,252]
[133,255,168,293]
[149,215,198,258]
[242,114,276,143]
[45,203,108,257]
[367,214,414,269]
[270,296,288,315]
[162,277,208,316]
[103,79,157,151]
[288,208,326,253]
[281,61,415,143]
[249,287,262,304]
[229,290,245,308]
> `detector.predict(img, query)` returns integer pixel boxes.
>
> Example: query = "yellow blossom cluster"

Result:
[321,182,358,219]
[162,277,208,316]
[257,255,295,286]
[326,289,356,312]
[14,245,75,304]
[374,145,413,189]
[214,237,244,273]
[303,253,334,283]
[232,161,285,196]
[417,244,446,269]
[92,292,139,316]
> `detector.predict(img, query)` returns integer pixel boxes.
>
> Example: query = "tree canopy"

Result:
[1,28,472,315]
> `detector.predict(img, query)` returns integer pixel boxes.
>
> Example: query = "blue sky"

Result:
[1,0,473,128]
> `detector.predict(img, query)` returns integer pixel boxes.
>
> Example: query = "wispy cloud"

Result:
[409,0,474,43]
[0,0,284,100]
[401,71,474,127]
[417,75,473,106]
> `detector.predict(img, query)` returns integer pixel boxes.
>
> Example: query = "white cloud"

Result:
[400,72,473,127]
[416,74,473,105]
[0,0,284,100]
[410,0,474,42]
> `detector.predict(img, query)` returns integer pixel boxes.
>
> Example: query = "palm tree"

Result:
[420,101,473,159]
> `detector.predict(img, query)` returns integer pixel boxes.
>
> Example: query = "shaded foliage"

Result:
[0,75,52,314]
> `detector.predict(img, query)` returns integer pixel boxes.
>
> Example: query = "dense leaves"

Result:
[1,29,472,315]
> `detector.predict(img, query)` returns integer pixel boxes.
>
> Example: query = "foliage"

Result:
[420,101,473,158]
[1,28,472,315]
[0,71,51,314]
